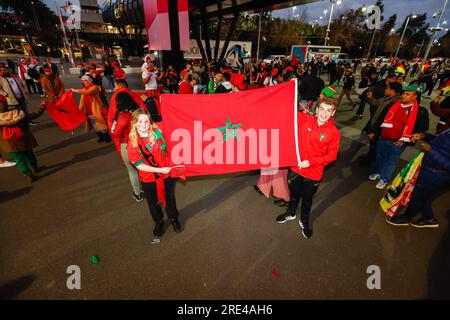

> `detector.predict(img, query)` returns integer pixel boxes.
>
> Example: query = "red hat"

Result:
[89,61,97,66]
[271,68,279,77]
[111,61,118,67]
[284,66,294,72]
[44,67,52,73]
[180,69,187,77]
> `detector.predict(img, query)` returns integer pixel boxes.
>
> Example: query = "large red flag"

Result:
[44,91,87,131]
[160,80,300,177]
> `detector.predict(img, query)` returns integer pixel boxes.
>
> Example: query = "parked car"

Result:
[263,55,286,64]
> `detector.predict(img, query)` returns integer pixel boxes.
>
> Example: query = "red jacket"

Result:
[110,112,131,144]
[380,103,414,141]
[290,112,341,181]
[178,80,193,94]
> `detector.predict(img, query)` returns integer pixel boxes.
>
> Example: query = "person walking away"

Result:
[337,68,356,109]
[110,92,144,202]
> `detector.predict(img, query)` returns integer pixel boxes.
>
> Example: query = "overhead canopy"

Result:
[102,0,320,25]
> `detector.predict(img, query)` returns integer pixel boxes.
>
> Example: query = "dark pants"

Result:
[141,178,179,223]
[404,167,450,220]
[35,81,43,95]
[168,84,178,94]
[287,169,320,226]
[356,95,367,116]
[25,79,36,94]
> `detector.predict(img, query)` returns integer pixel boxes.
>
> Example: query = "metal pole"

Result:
[256,9,262,62]
[324,2,335,46]
[395,15,410,58]
[416,40,424,58]
[56,2,75,66]
[366,29,376,60]
[422,0,448,68]
[31,1,41,32]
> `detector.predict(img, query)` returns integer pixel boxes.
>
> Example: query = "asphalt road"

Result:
[0,73,449,299]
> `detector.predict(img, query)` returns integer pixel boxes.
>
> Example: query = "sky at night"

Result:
[45,0,450,37]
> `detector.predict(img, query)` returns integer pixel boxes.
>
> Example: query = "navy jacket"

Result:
[423,129,450,175]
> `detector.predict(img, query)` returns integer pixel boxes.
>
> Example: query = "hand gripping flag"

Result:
[160,80,300,177]
[44,91,87,131]
[380,152,424,218]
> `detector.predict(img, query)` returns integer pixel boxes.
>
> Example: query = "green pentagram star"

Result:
[216,118,243,142]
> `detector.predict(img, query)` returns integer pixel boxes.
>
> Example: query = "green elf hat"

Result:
[404,84,419,92]
[321,82,338,97]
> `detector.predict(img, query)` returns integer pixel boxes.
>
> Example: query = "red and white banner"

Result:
[160,80,300,177]
[143,0,190,51]
[177,0,190,51]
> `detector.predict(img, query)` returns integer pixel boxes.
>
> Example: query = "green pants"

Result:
[9,150,37,176]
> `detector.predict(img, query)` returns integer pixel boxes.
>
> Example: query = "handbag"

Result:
[2,126,24,141]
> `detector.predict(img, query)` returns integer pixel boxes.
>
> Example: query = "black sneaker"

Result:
[132,193,144,202]
[385,215,410,226]
[410,218,439,228]
[276,212,296,224]
[274,199,289,207]
[299,220,312,239]
[170,218,181,233]
[153,220,164,237]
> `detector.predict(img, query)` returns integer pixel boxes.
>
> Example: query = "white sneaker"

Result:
[376,179,387,189]
[369,173,380,181]
[0,160,16,168]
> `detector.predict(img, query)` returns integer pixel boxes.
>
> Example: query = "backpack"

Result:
[27,66,40,80]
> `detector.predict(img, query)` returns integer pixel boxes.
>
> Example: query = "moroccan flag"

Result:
[44,91,87,131]
[230,73,246,90]
[160,80,300,177]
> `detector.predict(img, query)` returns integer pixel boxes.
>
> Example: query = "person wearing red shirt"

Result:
[127,109,181,241]
[110,92,143,202]
[178,75,197,94]
[113,61,126,81]
[276,96,341,239]
[369,85,419,189]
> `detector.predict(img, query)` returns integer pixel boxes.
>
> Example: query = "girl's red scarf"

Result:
[137,132,185,207]
[381,100,419,142]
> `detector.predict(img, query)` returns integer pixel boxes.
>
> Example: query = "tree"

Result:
[396,13,430,59]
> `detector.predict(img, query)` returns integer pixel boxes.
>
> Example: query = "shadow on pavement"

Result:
[0,275,36,299]
[0,187,32,204]
[178,172,254,226]
[311,137,367,225]
[38,144,114,178]
[35,132,95,156]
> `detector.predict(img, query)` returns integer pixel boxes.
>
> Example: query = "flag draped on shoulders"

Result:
[160,80,300,177]
[44,91,87,131]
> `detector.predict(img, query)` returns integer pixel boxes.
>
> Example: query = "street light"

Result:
[324,0,342,46]
[422,0,448,66]
[394,13,417,58]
